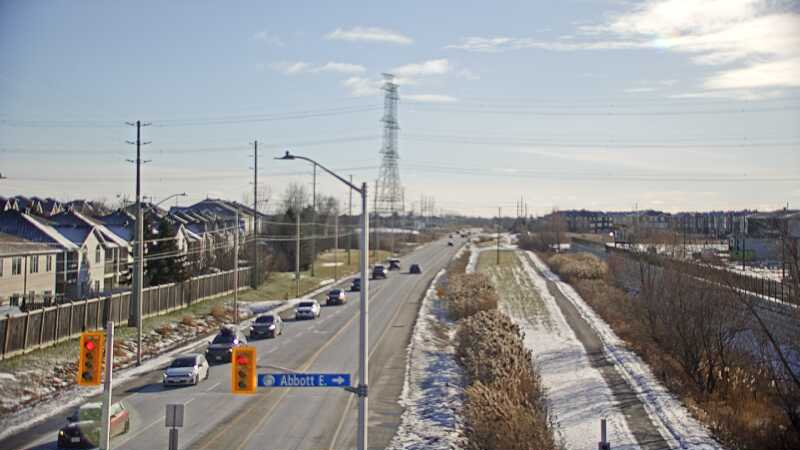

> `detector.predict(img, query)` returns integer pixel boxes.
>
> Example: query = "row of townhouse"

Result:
[729,210,800,262]
[0,196,268,311]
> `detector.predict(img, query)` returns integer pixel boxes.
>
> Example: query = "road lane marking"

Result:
[116,398,196,447]
[205,382,220,392]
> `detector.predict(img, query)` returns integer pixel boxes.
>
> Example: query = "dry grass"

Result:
[445,273,498,320]
[547,252,606,282]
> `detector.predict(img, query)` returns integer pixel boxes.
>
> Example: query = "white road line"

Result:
[205,382,220,392]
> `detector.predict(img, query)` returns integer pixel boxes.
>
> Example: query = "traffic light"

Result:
[77,331,105,386]
[231,346,256,394]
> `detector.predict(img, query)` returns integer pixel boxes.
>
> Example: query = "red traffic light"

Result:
[85,340,96,351]
[236,355,249,365]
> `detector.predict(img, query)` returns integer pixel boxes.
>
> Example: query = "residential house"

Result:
[730,210,800,262]
[0,233,60,309]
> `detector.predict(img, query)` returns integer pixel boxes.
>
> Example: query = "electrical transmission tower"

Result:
[376,73,403,216]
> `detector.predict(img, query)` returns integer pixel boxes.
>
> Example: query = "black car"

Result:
[388,259,401,271]
[409,264,422,274]
[447,241,454,246]
[205,326,247,364]
[327,289,347,305]
[249,314,283,339]
[372,265,387,279]
[350,278,361,292]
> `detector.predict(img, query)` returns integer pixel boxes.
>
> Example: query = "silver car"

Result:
[295,300,321,320]
[163,353,210,386]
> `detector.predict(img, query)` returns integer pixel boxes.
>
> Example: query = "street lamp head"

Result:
[276,150,295,160]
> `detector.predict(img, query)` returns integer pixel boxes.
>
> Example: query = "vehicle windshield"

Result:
[170,357,196,368]
[76,405,101,422]
[211,334,235,344]
[5,3,795,450]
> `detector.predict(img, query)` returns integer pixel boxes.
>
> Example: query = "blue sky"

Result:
[1,0,798,216]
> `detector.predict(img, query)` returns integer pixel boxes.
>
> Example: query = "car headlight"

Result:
[59,430,65,437]
[163,372,168,379]
[227,348,232,352]
[268,324,276,330]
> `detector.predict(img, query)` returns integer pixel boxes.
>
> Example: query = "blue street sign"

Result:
[258,373,351,388]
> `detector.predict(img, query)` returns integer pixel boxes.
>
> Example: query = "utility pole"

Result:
[233,208,239,324]
[310,163,317,277]
[295,210,300,297]
[99,321,114,450]
[497,207,501,265]
[348,175,353,266]
[373,180,378,261]
[334,214,339,281]
[125,120,150,367]
[252,140,258,288]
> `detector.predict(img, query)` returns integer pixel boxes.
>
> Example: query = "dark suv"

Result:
[372,265,387,279]
[205,326,247,364]
[350,278,361,292]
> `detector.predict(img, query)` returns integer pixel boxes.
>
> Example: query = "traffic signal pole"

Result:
[99,321,114,450]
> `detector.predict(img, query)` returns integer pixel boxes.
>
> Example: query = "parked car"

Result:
[205,326,247,364]
[295,300,321,320]
[326,289,347,305]
[163,353,209,387]
[58,401,129,448]
[372,265,387,279]
[409,263,422,274]
[250,313,283,338]
[388,258,401,271]
[350,278,361,292]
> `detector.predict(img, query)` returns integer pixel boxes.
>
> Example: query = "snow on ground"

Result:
[526,251,725,450]
[387,268,466,450]
[490,250,638,450]
[321,262,344,267]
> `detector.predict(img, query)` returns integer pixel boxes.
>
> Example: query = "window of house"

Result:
[95,245,101,263]
[12,256,22,275]
[105,248,113,262]
[46,255,53,272]
[30,255,39,273]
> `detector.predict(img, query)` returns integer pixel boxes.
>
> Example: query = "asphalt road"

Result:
[8,237,463,450]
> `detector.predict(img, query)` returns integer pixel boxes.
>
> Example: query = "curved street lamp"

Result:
[276,150,370,450]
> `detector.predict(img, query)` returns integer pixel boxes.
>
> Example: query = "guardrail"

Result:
[0,267,251,360]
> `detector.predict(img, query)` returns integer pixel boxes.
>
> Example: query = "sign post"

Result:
[165,404,184,450]
[99,322,113,450]
[258,373,351,388]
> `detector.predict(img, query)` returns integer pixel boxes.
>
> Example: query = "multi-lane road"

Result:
[6,237,463,450]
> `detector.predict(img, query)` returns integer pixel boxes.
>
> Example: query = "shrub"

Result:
[547,252,606,282]
[446,273,498,320]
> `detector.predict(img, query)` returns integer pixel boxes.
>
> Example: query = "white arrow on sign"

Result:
[331,376,345,385]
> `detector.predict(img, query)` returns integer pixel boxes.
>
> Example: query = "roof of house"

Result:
[0,210,79,250]
[0,232,61,256]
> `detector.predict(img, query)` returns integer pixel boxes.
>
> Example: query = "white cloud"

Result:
[457,68,480,80]
[270,61,310,75]
[325,26,413,45]
[270,61,366,76]
[445,1,800,93]
[252,31,284,47]
[392,59,450,77]
[311,62,366,74]
[404,94,459,103]
[341,77,382,97]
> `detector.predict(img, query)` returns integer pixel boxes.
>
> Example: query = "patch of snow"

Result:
[318,278,335,286]
[0,372,16,381]
[321,262,344,267]
[387,268,466,450]
[526,251,725,450]
[510,252,638,450]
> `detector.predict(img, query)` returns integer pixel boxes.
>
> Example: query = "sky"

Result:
[0,0,798,217]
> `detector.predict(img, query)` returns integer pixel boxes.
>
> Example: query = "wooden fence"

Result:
[0,267,251,360]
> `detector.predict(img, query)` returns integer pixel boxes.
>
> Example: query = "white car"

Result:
[163,353,210,386]
[295,300,321,320]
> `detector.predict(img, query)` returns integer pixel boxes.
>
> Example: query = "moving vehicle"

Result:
[57,401,129,448]
[295,300,321,320]
[350,278,361,292]
[163,353,209,386]
[372,264,387,279]
[250,313,284,338]
[447,241,454,246]
[409,263,422,274]
[388,258,401,271]
[326,289,347,305]
[205,326,247,364]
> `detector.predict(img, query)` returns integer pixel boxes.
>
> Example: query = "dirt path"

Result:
[520,251,671,450]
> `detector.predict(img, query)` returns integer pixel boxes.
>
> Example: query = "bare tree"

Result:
[281,182,309,212]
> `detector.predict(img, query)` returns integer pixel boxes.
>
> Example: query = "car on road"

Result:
[326,289,347,305]
[372,264,387,279]
[205,326,247,364]
[58,401,129,448]
[409,263,422,274]
[350,278,361,292]
[447,241,454,246]
[388,258,401,271]
[250,313,284,338]
[295,299,321,320]
[163,353,209,386]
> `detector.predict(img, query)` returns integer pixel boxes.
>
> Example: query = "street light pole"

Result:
[276,151,369,450]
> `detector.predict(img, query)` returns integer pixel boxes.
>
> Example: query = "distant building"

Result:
[0,233,60,309]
